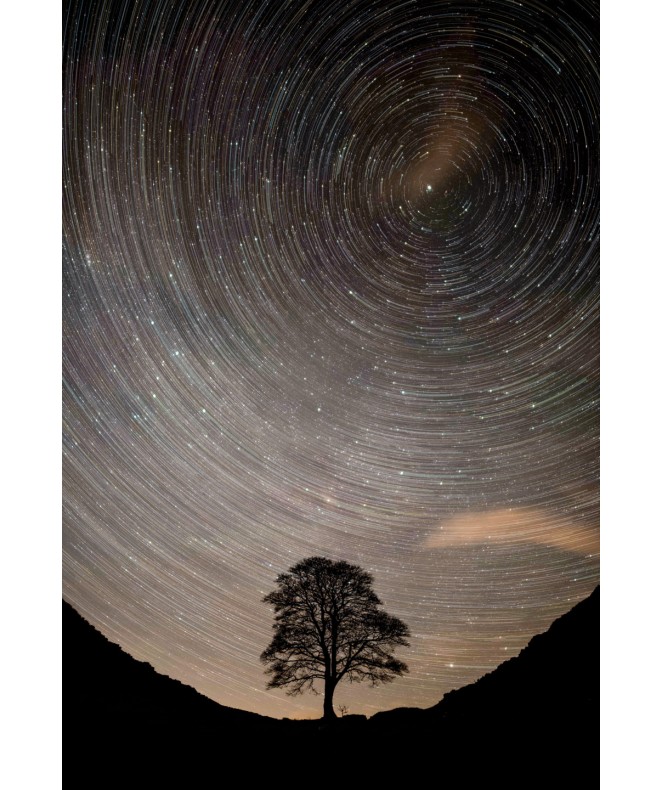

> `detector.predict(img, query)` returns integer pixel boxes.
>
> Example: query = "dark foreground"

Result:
[65,588,598,784]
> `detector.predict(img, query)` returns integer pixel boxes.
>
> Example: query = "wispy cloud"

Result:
[424,507,599,556]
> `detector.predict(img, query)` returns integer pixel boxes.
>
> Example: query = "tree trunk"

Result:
[323,677,337,719]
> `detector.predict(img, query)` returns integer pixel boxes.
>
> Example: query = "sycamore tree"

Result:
[260,556,410,720]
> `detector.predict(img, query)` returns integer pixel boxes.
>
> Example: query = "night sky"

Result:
[63,0,599,719]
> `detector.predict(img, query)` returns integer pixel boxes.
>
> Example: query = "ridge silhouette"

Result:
[65,588,598,782]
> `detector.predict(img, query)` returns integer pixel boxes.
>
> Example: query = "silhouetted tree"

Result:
[261,556,410,719]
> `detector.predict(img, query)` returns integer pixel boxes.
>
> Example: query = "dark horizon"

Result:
[64,585,599,787]
[64,584,598,719]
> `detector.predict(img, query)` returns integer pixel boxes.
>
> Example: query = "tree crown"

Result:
[260,557,410,709]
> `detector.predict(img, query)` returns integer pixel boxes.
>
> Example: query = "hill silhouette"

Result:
[64,588,598,781]
[370,586,599,780]
[64,599,274,734]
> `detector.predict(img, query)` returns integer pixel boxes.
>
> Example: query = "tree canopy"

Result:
[260,556,410,719]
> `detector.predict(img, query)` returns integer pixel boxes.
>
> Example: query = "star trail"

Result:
[63,0,599,718]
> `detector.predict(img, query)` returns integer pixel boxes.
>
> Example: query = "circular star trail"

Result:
[63,0,599,718]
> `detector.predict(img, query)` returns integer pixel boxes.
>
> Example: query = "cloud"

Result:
[424,507,599,556]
